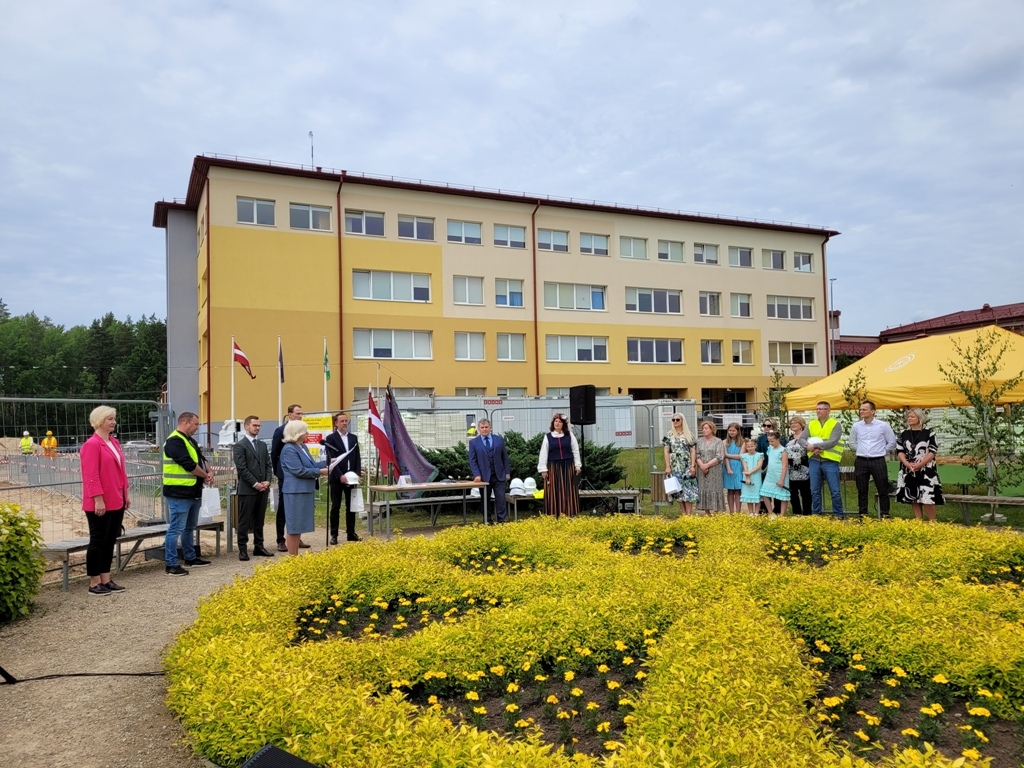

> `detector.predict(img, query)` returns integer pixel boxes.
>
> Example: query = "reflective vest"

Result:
[20,437,32,454]
[42,436,57,451]
[808,417,842,463]
[163,430,200,488]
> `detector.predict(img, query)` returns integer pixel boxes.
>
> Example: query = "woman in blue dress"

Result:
[722,422,744,513]
[760,430,790,516]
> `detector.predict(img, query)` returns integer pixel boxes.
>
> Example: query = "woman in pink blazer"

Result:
[80,406,131,595]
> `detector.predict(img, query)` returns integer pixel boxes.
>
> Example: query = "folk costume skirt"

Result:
[543,458,579,519]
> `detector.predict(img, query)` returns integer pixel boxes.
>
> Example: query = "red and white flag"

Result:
[233,342,256,379]
[368,388,398,480]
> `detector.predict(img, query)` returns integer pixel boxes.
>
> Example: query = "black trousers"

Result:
[85,508,124,577]
[237,490,269,548]
[328,476,353,537]
[790,479,812,515]
[275,482,287,543]
[855,456,890,516]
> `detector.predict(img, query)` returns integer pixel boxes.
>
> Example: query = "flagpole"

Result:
[323,336,328,412]
[277,335,283,426]
[230,335,236,425]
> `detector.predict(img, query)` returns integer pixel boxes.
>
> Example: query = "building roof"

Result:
[879,302,1024,342]
[835,339,882,357]
[153,154,841,237]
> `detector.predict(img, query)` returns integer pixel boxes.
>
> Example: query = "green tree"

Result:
[937,329,1024,497]
[765,367,791,427]
[838,366,869,436]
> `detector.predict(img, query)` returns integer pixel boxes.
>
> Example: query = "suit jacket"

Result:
[233,436,272,495]
[322,430,361,481]
[271,424,286,480]
[469,433,509,483]
[279,442,326,494]
[80,433,130,512]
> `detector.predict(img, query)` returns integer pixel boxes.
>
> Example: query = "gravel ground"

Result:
[0,534,337,768]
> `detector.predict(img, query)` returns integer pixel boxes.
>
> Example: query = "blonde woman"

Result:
[80,406,130,595]
[895,408,944,522]
[785,416,812,515]
[662,414,699,514]
[695,420,726,514]
[279,420,328,554]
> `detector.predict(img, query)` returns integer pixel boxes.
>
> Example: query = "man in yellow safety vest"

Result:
[800,400,845,519]
[162,412,214,576]
[20,431,33,455]
[42,431,58,457]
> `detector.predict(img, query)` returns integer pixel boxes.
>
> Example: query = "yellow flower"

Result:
[564,671,575,682]
[534,674,548,682]
[472,706,487,715]
[901,728,920,738]
[586,701,600,711]
[822,697,842,708]
[604,740,620,751]
[962,748,982,760]
[556,709,571,720]
[546,695,559,705]
[506,682,519,693]
[843,682,858,693]
[489,665,505,676]
[597,664,610,674]
[880,698,900,709]
[635,671,647,680]
[570,687,583,697]
[932,673,949,684]
[596,721,611,733]
[427,695,438,705]
[514,718,531,728]
[892,666,908,678]
[850,663,867,672]
[622,656,634,665]
[968,706,991,718]
[853,730,870,742]
[505,703,519,713]
[852,653,863,661]
[614,640,628,652]
[974,729,989,743]
[521,661,531,672]
[465,691,479,701]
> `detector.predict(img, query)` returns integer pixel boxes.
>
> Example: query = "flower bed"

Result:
[165,516,1024,766]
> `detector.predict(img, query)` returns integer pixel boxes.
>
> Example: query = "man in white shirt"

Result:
[849,400,897,518]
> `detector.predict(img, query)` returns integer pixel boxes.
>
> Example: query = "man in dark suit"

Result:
[468,418,510,523]
[232,415,275,561]
[270,403,309,551]
[322,412,362,544]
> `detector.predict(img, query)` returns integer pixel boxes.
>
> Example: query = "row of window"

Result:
[351,329,817,366]
[351,270,814,320]
[239,198,816,272]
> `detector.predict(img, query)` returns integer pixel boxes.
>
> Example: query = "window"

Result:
[538,228,569,252]
[447,220,482,244]
[625,287,681,314]
[290,203,331,231]
[345,209,384,236]
[699,291,721,316]
[620,236,647,260]
[497,387,527,397]
[455,332,485,360]
[398,215,434,241]
[353,271,430,302]
[732,340,753,365]
[497,333,526,361]
[728,246,752,268]
[766,295,814,320]
[494,224,526,248]
[658,239,684,262]
[794,252,813,272]
[545,336,608,362]
[453,276,484,305]
[454,387,486,396]
[357,386,434,399]
[495,278,524,307]
[237,197,275,226]
[762,249,785,270]
[701,340,723,365]
[627,338,683,364]
[693,243,718,264]
[730,293,751,318]
[580,233,609,255]
[353,329,432,359]
[769,341,817,365]
[543,282,606,311]
[545,387,570,397]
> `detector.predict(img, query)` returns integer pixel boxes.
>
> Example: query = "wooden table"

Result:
[367,481,489,538]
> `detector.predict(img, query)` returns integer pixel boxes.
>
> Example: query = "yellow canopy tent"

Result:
[785,325,1024,410]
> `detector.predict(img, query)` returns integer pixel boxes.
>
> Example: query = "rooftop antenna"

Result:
[308,131,314,169]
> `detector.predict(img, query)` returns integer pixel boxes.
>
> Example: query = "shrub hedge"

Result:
[0,501,45,623]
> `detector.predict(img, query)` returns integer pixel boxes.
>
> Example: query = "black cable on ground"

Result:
[0,664,164,685]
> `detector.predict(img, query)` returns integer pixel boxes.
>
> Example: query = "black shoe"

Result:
[88,583,111,596]
[165,565,189,576]
[104,580,126,592]
[184,557,211,567]
[276,542,288,552]
[346,533,361,542]
[239,549,250,561]
[330,535,338,545]
[298,540,311,549]
[252,547,274,557]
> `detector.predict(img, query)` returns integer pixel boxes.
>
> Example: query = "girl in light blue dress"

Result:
[722,422,744,513]
[740,439,763,515]
[760,430,790,516]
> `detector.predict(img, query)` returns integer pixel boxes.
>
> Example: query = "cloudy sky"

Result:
[1,0,1021,335]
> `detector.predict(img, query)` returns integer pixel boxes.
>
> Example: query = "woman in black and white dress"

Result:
[895,408,944,522]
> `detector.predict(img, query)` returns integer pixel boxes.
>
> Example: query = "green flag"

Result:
[323,344,331,381]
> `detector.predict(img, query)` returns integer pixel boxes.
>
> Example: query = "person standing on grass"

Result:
[722,422,744,513]
[695,420,726,515]
[538,413,581,519]
[849,400,897,518]
[895,407,945,522]
[800,401,845,519]
[759,430,790,516]
[785,416,812,516]
[80,406,130,595]
[162,412,212,576]
[739,439,763,515]
[469,418,510,524]
[662,413,699,515]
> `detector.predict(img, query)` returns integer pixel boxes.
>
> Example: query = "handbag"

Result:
[663,475,682,495]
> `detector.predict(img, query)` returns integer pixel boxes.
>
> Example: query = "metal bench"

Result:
[944,494,1024,525]
[42,520,224,591]
[508,488,641,520]
[368,494,479,526]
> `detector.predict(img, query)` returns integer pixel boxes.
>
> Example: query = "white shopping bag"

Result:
[663,475,682,495]
[200,487,221,521]
[350,487,365,514]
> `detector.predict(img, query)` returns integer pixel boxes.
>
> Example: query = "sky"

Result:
[1,0,1021,336]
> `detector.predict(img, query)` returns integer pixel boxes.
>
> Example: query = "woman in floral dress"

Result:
[695,421,726,515]
[662,413,699,514]
[895,408,944,522]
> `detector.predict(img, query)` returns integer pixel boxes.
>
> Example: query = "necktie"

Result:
[485,436,491,449]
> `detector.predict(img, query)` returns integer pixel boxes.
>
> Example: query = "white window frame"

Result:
[728,246,753,268]
[625,287,682,314]
[497,387,527,397]
[693,243,718,264]
[497,333,526,362]
[398,215,435,241]
[543,282,606,311]
[730,293,751,318]
[620,236,647,260]
[454,387,486,396]
[237,197,275,226]
[762,249,785,270]
[352,270,430,302]
[447,220,482,245]
[495,278,524,308]
[627,338,684,364]
[658,239,684,262]
[545,335,609,363]
[344,209,385,236]
[353,329,432,360]
[769,341,817,366]
[289,203,332,231]
[453,275,484,306]
[732,340,753,365]
[794,252,813,272]
[537,228,569,252]
[699,291,721,317]
[545,387,570,397]
[580,233,609,256]
[766,295,814,320]
[700,339,723,365]
[494,224,526,249]
[455,331,485,361]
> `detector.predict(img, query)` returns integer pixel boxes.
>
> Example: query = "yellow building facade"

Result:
[155,157,839,424]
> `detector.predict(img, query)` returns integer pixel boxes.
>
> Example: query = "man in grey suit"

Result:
[232,415,275,561]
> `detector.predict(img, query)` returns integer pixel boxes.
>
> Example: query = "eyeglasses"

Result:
[671,418,682,423]
[762,423,772,427]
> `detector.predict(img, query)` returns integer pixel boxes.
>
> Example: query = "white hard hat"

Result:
[23,431,30,436]
[470,487,481,498]
[508,478,526,496]
[343,471,360,485]
[523,477,538,493]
